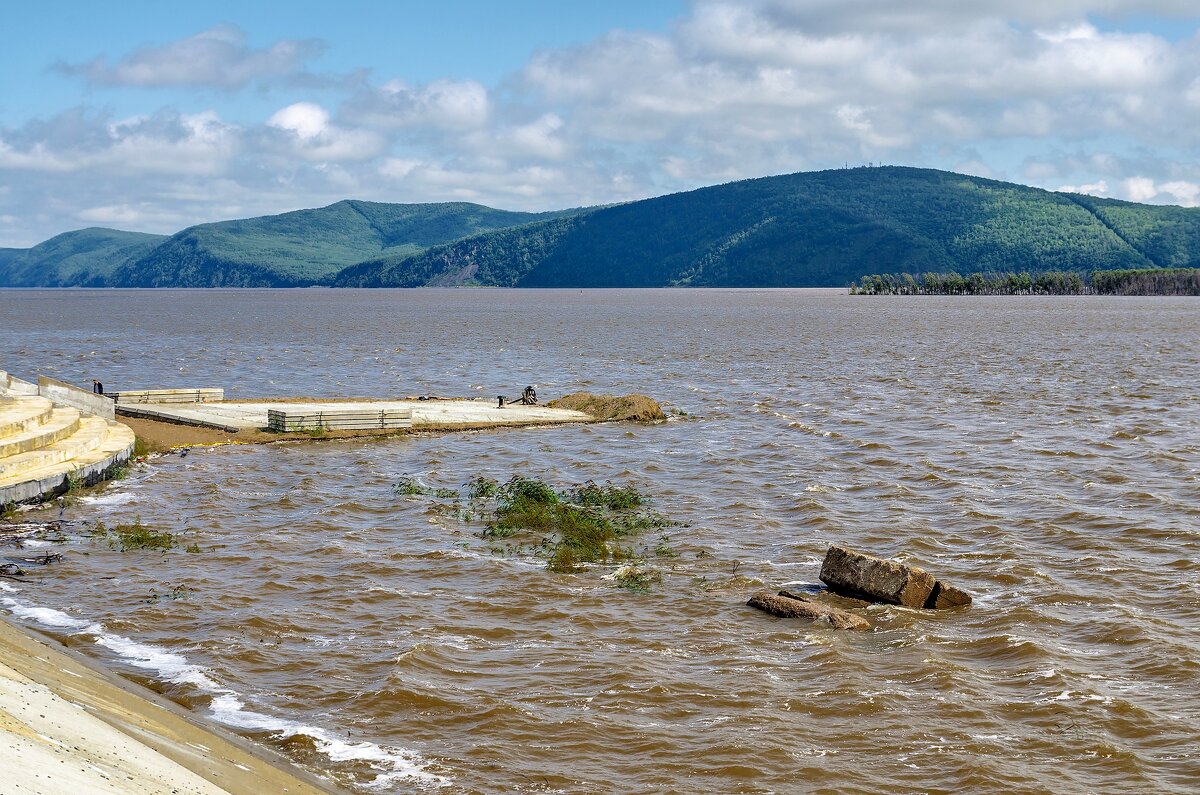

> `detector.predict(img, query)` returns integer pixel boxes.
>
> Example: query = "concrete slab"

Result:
[120,399,591,431]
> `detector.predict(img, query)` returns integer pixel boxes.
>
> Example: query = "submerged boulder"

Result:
[818,545,971,610]
[747,590,870,630]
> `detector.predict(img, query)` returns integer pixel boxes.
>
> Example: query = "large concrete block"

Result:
[819,545,936,608]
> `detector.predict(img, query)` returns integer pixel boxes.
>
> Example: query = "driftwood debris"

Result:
[747,590,871,630]
[819,545,971,610]
[7,553,63,566]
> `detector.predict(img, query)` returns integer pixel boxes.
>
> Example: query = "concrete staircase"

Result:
[0,394,135,505]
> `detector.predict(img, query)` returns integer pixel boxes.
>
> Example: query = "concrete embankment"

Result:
[0,615,343,795]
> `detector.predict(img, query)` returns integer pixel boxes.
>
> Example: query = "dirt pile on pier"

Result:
[548,392,665,422]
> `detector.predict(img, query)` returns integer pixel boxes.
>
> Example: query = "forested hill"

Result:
[5,168,1199,288]
[0,228,167,287]
[334,167,1200,288]
[107,201,571,287]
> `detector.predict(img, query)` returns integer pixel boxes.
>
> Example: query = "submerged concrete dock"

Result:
[117,397,592,432]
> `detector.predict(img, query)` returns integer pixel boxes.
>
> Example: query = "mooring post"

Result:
[497,396,505,408]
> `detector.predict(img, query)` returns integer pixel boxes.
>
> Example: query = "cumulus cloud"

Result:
[6,3,1200,245]
[56,24,324,89]
[266,102,385,160]
[740,0,1200,33]
[343,79,491,130]
[0,109,238,175]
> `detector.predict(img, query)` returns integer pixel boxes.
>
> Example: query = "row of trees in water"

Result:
[850,267,1200,296]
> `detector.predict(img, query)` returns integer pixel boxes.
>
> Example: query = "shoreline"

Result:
[0,613,345,795]
[0,389,667,791]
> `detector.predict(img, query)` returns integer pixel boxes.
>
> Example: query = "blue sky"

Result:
[1,0,1198,246]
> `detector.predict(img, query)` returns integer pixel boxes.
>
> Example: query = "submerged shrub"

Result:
[392,476,431,496]
[477,476,673,577]
[92,519,178,552]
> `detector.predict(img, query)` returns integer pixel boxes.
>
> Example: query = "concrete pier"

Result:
[118,398,591,432]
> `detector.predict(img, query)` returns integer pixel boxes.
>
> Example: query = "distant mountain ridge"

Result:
[3,167,1198,288]
[0,228,167,287]
[336,168,1200,288]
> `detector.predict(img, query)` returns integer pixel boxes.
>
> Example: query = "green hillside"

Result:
[0,228,167,287]
[7,168,1198,289]
[0,249,22,279]
[336,167,1198,288]
[107,201,566,287]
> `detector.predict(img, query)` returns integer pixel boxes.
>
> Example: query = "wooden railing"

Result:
[266,408,413,432]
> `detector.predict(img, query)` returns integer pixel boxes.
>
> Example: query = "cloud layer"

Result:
[4,3,1199,245]
[54,24,327,90]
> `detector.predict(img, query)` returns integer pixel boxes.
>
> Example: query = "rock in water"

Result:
[747,591,870,630]
[925,580,972,609]
[818,545,972,609]
[818,545,936,608]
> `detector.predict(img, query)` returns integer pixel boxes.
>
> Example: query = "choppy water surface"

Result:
[1,288,1199,794]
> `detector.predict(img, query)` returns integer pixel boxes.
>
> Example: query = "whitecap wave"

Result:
[2,590,448,789]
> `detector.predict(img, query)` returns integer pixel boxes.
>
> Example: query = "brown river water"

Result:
[1,288,1198,794]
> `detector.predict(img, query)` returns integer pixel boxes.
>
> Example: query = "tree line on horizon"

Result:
[850,267,1200,296]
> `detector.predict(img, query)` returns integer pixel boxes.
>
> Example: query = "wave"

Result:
[0,588,447,789]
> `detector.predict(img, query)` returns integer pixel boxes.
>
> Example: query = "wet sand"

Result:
[0,615,343,794]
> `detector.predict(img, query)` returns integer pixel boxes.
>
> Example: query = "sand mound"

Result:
[548,393,666,422]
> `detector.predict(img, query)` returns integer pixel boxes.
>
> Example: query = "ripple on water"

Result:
[3,289,1200,793]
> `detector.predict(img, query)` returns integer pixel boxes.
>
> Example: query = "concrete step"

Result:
[0,420,136,503]
[0,396,55,438]
[0,407,82,460]
[65,420,136,469]
[0,415,111,481]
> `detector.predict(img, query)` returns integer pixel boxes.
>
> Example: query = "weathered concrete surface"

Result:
[111,388,224,404]
[38,375,115,420]
[120,398,591,432]
[0,371,39,396]
[819,545,937,609]
[0,616,342,795]
[747,591,871,630]
[818,545,972,610]
[0,394,135,505]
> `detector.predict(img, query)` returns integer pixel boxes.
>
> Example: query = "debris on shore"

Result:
[547,392,666,422]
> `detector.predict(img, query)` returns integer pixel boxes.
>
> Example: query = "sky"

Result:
[2,0,1199,247]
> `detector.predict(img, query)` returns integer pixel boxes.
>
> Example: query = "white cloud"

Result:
[0,109,237,175]
[1057,179,1111,196]
[56,24,325,89]
[268,102,330,139]
[266,102,384,161]
[1120,176,1200,205]
[343,79,490,131]
[6,3,1200,245]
